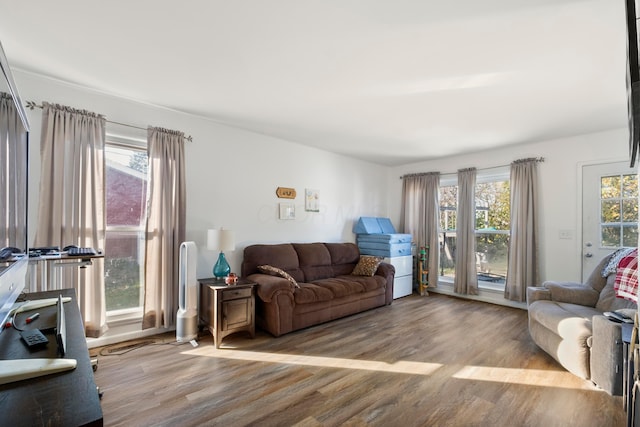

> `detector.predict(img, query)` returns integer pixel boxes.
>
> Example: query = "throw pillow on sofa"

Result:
[352,255,383,276]
[257,264,300,288]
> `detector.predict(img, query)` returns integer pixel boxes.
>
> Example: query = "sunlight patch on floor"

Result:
[181,347,444,376]
[452,365,594,390]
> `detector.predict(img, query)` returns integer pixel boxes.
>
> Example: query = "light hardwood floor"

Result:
[93,293,626,427]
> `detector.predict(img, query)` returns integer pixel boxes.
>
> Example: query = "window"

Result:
[104,141,148,315]
[438,169,510,288]
[474,179,510,285]
[600,173,638,247]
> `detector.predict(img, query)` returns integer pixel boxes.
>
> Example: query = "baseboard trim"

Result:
[428,282,527,310]
[86,326,174,349]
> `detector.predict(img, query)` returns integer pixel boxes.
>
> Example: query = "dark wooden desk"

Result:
[0,288,103,426]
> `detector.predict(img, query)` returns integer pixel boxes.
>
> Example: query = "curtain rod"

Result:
[399,157,545,179]
[25,101,193,142]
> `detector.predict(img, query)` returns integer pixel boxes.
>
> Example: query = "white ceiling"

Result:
[0,0,630,166]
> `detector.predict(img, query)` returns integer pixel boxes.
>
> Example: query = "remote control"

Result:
[20,329,49,349]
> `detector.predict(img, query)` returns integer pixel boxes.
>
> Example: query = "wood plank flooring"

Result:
[92,294,626,427]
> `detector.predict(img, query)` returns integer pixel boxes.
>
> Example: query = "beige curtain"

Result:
[400,172,440,290]
[0,92,27,249]
[505,158,541,302]
[454,167,478,295]
[142,127,186,329]
[34,102,107,337]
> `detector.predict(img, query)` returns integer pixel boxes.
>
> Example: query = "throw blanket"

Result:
[614,248,638,303]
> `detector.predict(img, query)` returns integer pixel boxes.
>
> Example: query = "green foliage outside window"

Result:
[104,257,141,311]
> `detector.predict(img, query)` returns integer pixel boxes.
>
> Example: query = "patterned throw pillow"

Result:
[257,264,300,288]
[351,255,383,276]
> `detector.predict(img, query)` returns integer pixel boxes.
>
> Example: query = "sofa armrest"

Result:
[542,281,600,307]
[526,286,551,306]
[591,314,624,395]
[375,262,395,304]
[246,273,295,303]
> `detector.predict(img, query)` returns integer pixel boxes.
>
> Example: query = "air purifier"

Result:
[177,241,198,342]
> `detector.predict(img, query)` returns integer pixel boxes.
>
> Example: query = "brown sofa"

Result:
[241,242,395,337]
[527,252,637,395]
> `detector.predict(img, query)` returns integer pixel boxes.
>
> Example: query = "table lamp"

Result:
[207,228,235,279]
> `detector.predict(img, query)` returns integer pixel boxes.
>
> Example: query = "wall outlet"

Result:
[558,230,573,240]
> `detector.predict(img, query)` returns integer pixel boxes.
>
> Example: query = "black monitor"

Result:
[625,0,640,166]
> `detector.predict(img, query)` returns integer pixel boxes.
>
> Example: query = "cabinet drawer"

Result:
[222,287,252,301]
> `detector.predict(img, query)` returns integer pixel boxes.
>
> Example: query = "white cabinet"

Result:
[383,255,413,299]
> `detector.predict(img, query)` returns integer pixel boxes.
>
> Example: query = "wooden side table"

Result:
[198,278,256,348]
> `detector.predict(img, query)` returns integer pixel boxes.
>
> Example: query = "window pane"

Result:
[104,231,144,311]
[601,225,620,247]
[475,233,508,283]
[622,199,638,222]
[106,148,148,227]
[601,176,621,199]
[439,232,456,279]
[475,181,510,231]
[440,186,457,231]
[601,200,620,222]
[623,174,638,198]
[623,225,639,247]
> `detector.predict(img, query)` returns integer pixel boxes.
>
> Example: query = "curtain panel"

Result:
[143,127,186,330]
[400,172,441,292]
[454,168,478,295]
[0,92,27,248]
[34,102,107,337]
[505,158,541,302]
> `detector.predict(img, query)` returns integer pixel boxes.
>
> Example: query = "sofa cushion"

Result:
[293,243,334,282]
[293,275,386,303]
[596,275,637,312]
[242,243,305,282]
[310,277,366,298]
[294,283,335,304]
[326,242,360,276]
[257,265,300,288]
[352,255,383,276]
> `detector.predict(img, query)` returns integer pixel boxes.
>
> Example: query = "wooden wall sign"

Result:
[276,187,296,199]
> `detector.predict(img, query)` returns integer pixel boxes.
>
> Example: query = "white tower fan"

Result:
[177,241,198,342]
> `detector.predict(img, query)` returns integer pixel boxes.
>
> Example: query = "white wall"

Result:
[15,70,390,279]
[387,128,630,283]
[15,69,632,285]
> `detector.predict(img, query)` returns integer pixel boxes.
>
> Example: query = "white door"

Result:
[582,161,638,281]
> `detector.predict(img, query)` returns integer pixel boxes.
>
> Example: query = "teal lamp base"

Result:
[213,252,231,279]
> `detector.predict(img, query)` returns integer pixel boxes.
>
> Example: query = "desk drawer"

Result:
[222,287,252,301]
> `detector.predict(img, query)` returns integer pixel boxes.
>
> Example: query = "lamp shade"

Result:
[207,228,235,252]
[207,229,219,251]
[219,229,235,252]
